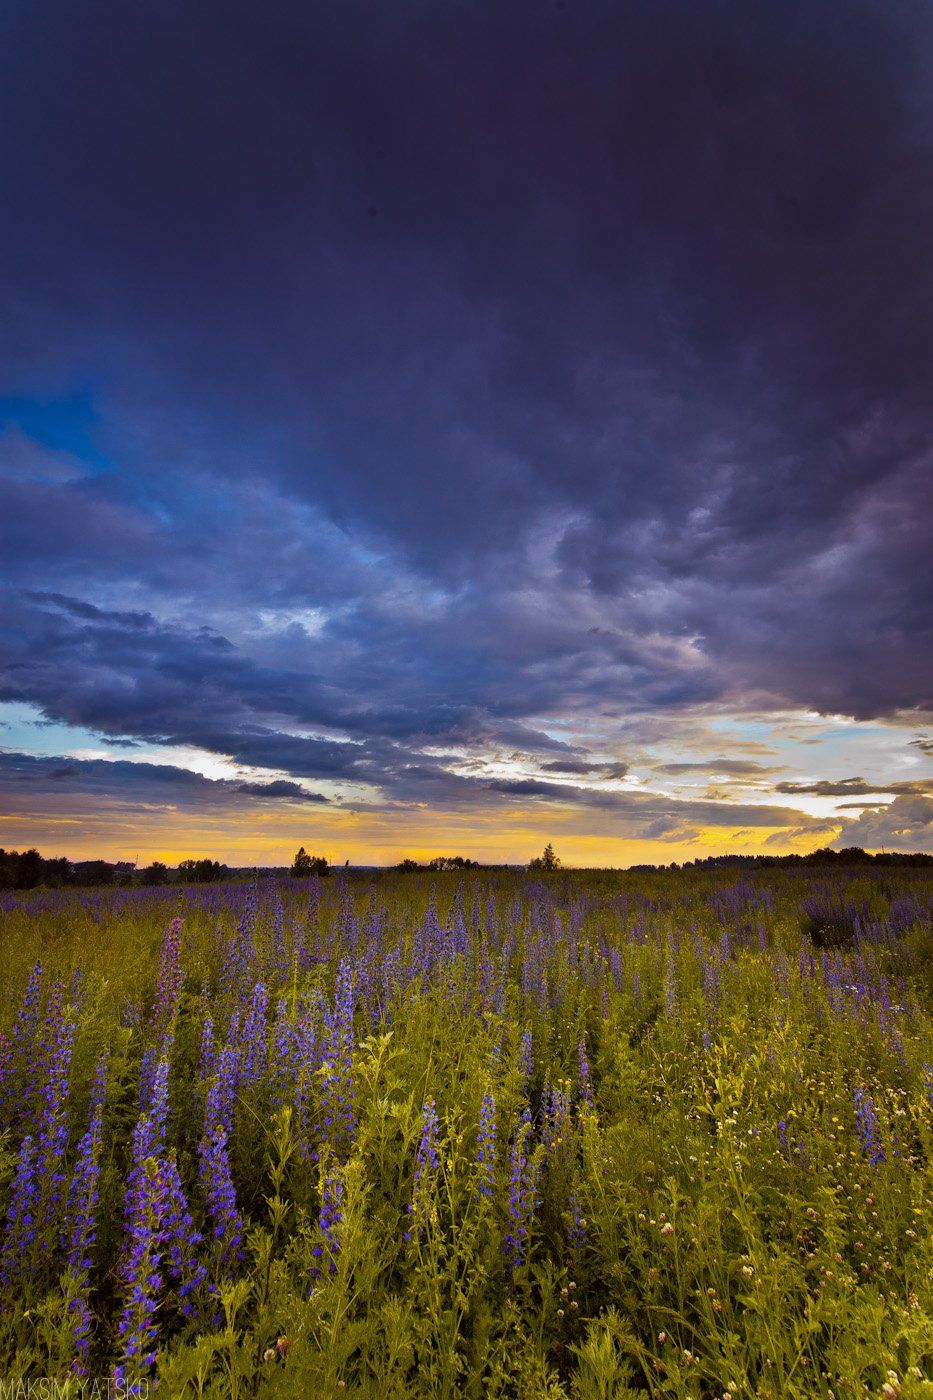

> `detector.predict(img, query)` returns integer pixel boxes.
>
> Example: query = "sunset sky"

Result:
[1,0,931,867]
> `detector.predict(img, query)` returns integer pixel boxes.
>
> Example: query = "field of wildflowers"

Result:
[0,865,932,1397]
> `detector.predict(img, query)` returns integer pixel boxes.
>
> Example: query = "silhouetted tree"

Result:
[528,842,560,872]
[427,855,480,871]
[74,860,116,886]
[177,858,229,883]
[290,847,330,878]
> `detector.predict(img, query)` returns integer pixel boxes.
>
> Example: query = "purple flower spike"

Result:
[312,1167,344,1279]
[854,1086,885,1165]
[577,1039,595,1113]
[198,1125,244,1273]
[476,1091,496,1199]
[406,1097,440,1240]
[0,1135,38,1286]
[505,1119,541,1272]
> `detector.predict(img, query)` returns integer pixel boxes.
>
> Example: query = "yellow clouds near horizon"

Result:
[0,791,847,868]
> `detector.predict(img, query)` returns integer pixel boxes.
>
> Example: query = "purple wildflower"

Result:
[221,885,257,1001]
[146,1056,171,1157]
[476,1091,496,1199]
[567,1188,586,1252]
[12,963,44,1063]
[542,1082,570,1155]
[63,1050,109,1371]
[198,1125,244,1273]
[0,963,43,1119]
[0,1135,38,1286]
[703,953,721,1010]
[270,997,296,1107]
[204,1037,240,1142]
[577,1039,595,1113]
[294,1001,322,1160]
[24,977,63,1130]
[319,962,356,1158]
[34,1012,75,1218]
[407,1097,440,1240]
[504,1119,541,1271]
[240,981,269,1085]
[65,1050,110,1272]
[854,1087,885,1165]
[151,917,184,1035]
[125,1058,170,1238]
[160,1155,207,1316]
[114,1151,165,1386]
[68,1291,94,1376]
[312,1167,344,1279]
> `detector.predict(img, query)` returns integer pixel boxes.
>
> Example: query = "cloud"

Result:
[830,794,933,852]
[635,815,700,843]
[0,426,87,485]
[539,759,629,779]
[656,760,781,776]
[0,0,931,856]
[0,749,330,808]
[764,820,843,846]
[236,780,328,803]
[0,738,846,857]
[775,777,933,797]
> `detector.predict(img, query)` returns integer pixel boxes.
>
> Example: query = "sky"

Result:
[1,0,931,867]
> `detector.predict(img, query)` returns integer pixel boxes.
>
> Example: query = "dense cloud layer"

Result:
[0,0,931,851]
[830,796,933,853]
[0,750,330,809]
[0,747,853,850]
[776,778,933,798]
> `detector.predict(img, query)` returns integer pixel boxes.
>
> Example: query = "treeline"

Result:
[0,849,234,891]
[633,846,933,873]
[392,855,484,872]
[4,842,929,890]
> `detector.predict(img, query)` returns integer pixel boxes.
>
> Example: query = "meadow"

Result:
[0,864,931,1398]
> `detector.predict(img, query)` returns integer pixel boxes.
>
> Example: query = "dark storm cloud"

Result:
[775,777,933,797]
[24,592,154,629]
[484,778,577,799]
[0,591,582,787]
[0,750,330,807]
[236,780,328,802]
[469,772,836,833]
[539,759,629,779]
[0,0,932,808]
